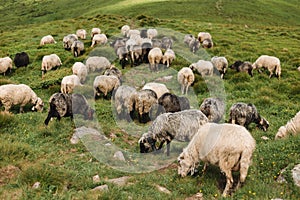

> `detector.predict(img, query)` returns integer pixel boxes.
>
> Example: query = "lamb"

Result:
[199,97,225,123]
[252,55,281,79]
[63,34,78,50]
[189,60,214,77]
[211,56,228,79]
[72,62,88,83]
[156,92,190,115]
[229,61,253,77]
[91,28,101,39]
[91,33,107,47]
[228,102,269,131]
[177,67,195,95]
[0,57,13,76]
[0,84,44,113]
[44,92,94,125]
[85,56,111,73]
[147,28,158,39]
[121,25,130,37]
[138,109,208,156]
[71,40,84,57]
[162,48,176,68]
[142,82,170,99]
[40,35,57,46]
[93,75,121,99]
[177,123,256,197]
[148,47,163,71]
[13,52,29,68]
[41,54,62,78]
[61,74,82,94]
[76,29,87,40]
[275,111,300,139]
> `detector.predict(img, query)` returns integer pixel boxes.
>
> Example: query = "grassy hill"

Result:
[0,0,300,199]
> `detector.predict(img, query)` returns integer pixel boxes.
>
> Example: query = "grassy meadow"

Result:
[0,0,300,199]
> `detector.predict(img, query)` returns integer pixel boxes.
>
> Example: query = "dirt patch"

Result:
[0,165,21,186]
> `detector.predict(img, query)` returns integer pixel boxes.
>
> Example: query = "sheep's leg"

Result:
[222,170,233,197]
[269,71,273,78]
[166,141,171,156]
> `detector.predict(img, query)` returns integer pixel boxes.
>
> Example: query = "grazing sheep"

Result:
[148,47,163,71]
[93,75,120,99]
[199,97,225,123]
[128,29,141,39]
[104,65,122,79]
[201,39,213,48]
[63,34,78,50]
[162,48,176,68]
[91,28,101,39]
[76,29,87,40]
[71,40,84,57]
[177,123,256,197]
[228,102,269,131]
[157,92,190,115]
[40,35,57,46]
[147,28,158,39]
[189,38,200,53]
[177,67,195,95]
[275,111,300,139]
[44,92,94,125]
[140,29,148,38]
[0,57,13,76]
[116,46,129,69]
[72,62,88,83]
[85,56,111,73]
[252,55,281,79]
[129,44,143,67]
[139,109,208,156]
[197,32,212,43]
[91,33,108,47]
[211,56,228,79]
[142,82,170,99]
[161,36,173,50]
[61,75,82,94]
[229,60,253,77]
[151,38,162,48]
[13,52,29,68]
[41,54,62,78]
[184,34,195,45]
[111,37,127,53]
[0,84,44,113]
[121,25,130,37]
[141,42,152,63]
[189,60,214,77]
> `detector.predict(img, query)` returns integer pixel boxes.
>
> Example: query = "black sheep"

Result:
[13,52,29,68]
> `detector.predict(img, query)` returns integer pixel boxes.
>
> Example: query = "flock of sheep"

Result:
[0,24,297,197]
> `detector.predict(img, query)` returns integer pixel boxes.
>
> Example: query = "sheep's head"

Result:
[138,134,156,153]
[257,117,269,132]
[275,126,287,139]
[32,97,44,112]
[177,149,195,177]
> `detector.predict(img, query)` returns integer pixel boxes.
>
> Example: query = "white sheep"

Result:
[142,82,170,99]
[148,47,163,71]
[71,40,84,57]
[147,28,158,39]
[91,33,107,47]
[177,123,256,197]
[0,84,44,113]
[211,56,228,79]
[128,29,141,39]
[189,60,214,77]
[61,74,82,94]
[183,34,195,45]
[85,56,111,73]
[275,111,300,139]
[252,55,281,79]
[72,62,88,83]
[76,29,87,40]
[0,57,13,76]
[197,32,212,43]
[201,39,213,48]
[121,25,130,37]
[138,109,208,156]
[91,28,101,39]
[162,48,176,68]
[40,35,57,46]
[93,75,120,99]
[63,34,78,50]
[41,54,62,78]
[177,67,195,95]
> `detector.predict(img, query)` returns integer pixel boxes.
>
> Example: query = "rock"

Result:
[261,136,270,140]
[107,176,130,186]
[113,151,125,161]
[93,175,100,183]
[71,126,108,144]
[292,164,300,187]
[185,192,203,200]
[276,168,287,183]
[155,184,171,194]
[91,184,109,192]
[32,182,41,189]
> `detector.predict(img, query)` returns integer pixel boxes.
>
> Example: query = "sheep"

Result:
[121,25,130,37]
[201,39,213,48]
[148,47,163,71]
[189,60,214,77]
[211,56,228,79]
[177,67,195,95]
[0,57,13,76]
[61,74,82,94]
[128,29,141,39]
[229,60,253,77]
[184,34,195,45]
[151,38,162,48]
[72,62,88,83]
[199,97,225,123]
[76,29,87,40]
[71,40,84,57]
[104,65,122,79]
[252,55,281,79]
[40,35,56,46]
[177,123,256,197]
[111,37,127,54]
[141,42,152,63]
[44,92,94,125]
[41,54,62,78]
[85,56,111,73]
[138,109,208,156]
[197,32,212,43]
[93,75,121,99]
[156,92,190,115]
[184,34,200,53]
[140,29,148,38]
[147,28,158,39]
[116,46,129,69]
[13,52,29,68]
[161,36,173,50]
[91,28,101,39]
[162,48,175,68]
[228,102,269,131]
[113,85,137,121]
[0,84,44,113]
[129,44,143,67]
[275,111,300,139]
[91,33,107,47]
[63,34,78,50]
[141,82,170,99]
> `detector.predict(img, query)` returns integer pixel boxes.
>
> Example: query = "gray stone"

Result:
[91,184,109,192]
[113,151,126,161]
[107,176,130,186]
[292,164,300,187]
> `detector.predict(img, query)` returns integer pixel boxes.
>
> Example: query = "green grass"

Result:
[0,0,300,199]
